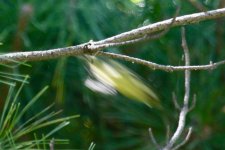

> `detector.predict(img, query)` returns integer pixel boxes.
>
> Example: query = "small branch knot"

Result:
[83,40,99,54]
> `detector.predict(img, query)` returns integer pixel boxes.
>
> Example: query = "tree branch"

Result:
[171,127,193,150]
[162,27,191,150]
[172,92,181,110]
[95,8,225,44]
[97,51,225,71]
[0,8,225,64]
[49,138,54,150]
[0,44,88,63]
[149,128,161,150]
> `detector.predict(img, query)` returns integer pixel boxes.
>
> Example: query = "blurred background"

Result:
[0,0,225,149]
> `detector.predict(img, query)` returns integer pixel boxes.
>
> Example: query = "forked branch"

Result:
[161,27,193,150]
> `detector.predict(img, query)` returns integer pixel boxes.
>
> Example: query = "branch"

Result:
[166,125,171,144]
[95,8,225,44]
[149,128,161,150]
[162,27,191,150]
[49,138,54,150]
[172,127,193,150]
[122,5,180,45]
[172,92,181,110]
[0,44,88,63]
[97,51,225,71]
[0,8,225,64]
[188,94,196,112]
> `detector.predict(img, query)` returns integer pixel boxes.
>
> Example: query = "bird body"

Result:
[84,55,161,108]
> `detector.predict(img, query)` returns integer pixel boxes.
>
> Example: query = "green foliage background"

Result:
[1,0,225,149]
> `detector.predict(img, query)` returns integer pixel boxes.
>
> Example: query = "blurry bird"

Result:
[83,55,161,108]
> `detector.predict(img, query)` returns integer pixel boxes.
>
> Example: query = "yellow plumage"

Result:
[84,55,161,108]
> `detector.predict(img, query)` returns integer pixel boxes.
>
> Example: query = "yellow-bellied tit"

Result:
[83,55,161,108]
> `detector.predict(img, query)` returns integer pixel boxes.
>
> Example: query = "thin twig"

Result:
[49,138,54,150]
[0,44,88,63]
[117,6,180,45]
[95,8,225,44]
[182,27,191,107]
[149,128,161,150]
[172,127,193,150]
[166,125,171,144]
[162,27,191,150]
[88,7,180,56]
[97,51,225,71]
[172,92,181,110]
[188,94,196,112]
